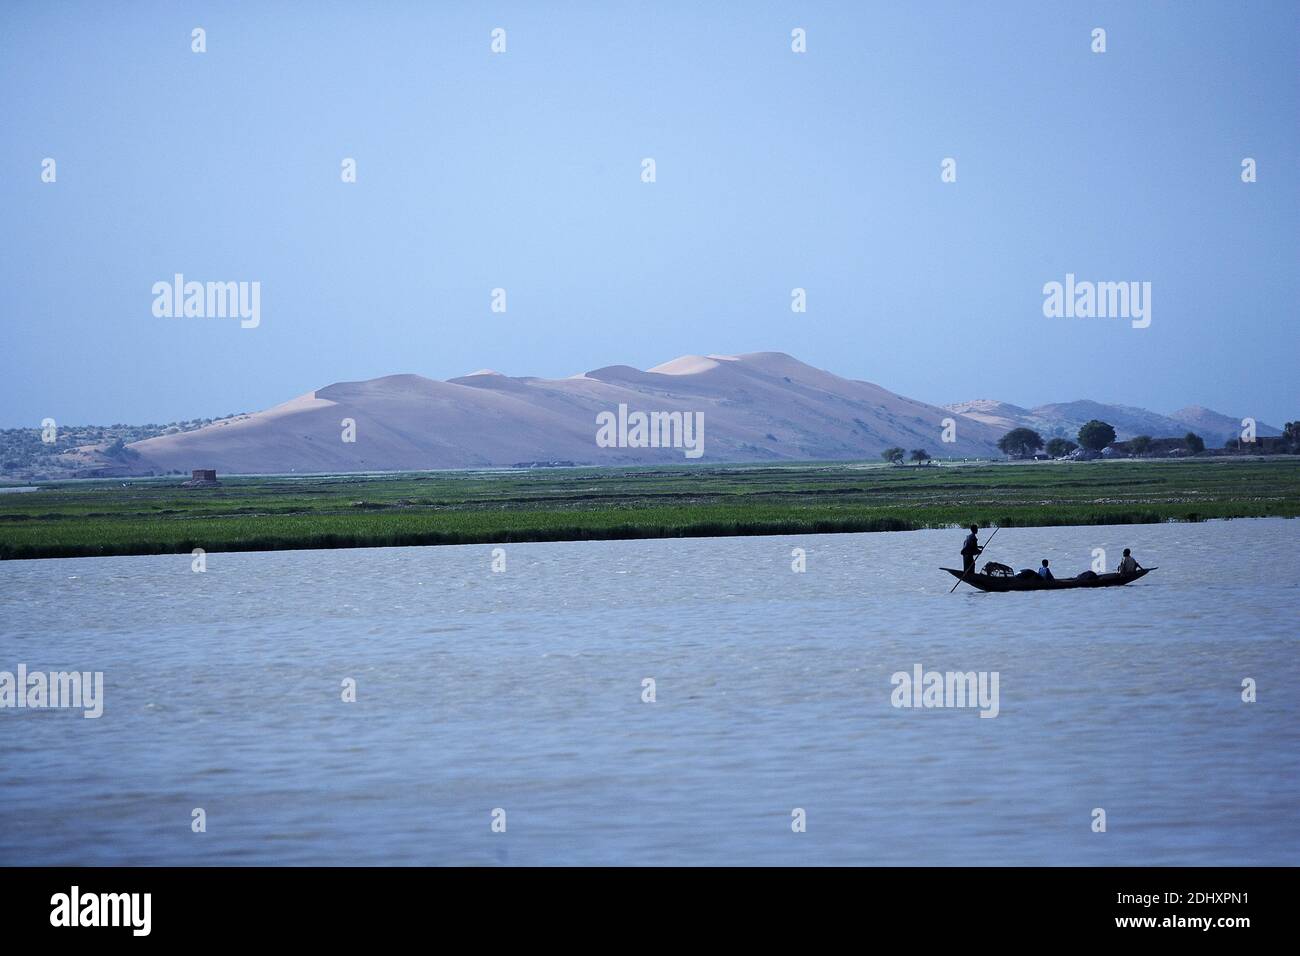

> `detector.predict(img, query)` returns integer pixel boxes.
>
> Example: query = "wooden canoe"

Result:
[942,567,1155,592]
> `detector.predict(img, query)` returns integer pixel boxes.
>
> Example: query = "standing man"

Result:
[961,524,982,575]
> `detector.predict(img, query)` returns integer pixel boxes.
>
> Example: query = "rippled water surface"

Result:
[2,519,1297,865]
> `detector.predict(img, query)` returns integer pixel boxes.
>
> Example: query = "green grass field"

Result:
[1,458,1297,560]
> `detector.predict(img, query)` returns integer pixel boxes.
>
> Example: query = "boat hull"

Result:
[942,567,1154,592]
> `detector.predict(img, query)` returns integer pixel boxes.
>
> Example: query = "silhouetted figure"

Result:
[1117,548,1143,575]
[961,524,982,575]
[1037,559,1054,581]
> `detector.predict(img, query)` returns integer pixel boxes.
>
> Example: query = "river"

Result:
[1,519,1296,865]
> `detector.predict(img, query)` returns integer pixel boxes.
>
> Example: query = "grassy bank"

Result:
[1,458,1297,560]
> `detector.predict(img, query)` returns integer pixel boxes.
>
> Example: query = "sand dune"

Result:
[123,351,1007,475]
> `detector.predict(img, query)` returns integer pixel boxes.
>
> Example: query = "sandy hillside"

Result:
[124,351,1007,475]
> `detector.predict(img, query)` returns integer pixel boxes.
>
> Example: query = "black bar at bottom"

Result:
[0,866,1281,941]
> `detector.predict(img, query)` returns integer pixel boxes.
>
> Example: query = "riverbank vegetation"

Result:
[1,457,1296,560]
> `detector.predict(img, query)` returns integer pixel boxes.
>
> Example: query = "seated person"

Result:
[1037,559,1054,581]
[1117,548,1143,575]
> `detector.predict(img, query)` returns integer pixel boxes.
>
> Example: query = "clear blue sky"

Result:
[2,0,1296,427]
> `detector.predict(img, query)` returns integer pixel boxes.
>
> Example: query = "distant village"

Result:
[986,419,1300,462]
[0,414,250,482]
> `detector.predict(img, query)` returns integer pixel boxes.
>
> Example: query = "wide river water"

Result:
[2,519,1297,865]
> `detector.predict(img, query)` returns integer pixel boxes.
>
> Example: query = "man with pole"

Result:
[950,524,1000,593]
[961,524,983,577]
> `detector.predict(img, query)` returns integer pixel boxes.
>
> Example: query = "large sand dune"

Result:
[124,352,1007,475]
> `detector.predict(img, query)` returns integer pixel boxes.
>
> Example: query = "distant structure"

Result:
[181,468,221,487]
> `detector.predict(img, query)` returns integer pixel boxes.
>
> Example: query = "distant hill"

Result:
[9,353,1279,480]
[0,416,250,482]
[1032,400,1193,442]
[114,352,1006,476]
[1168,405,1279,442]
[943,400,1035,435]
[946,398,1279,447]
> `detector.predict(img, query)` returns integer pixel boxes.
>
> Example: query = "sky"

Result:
[1,0,1296,428]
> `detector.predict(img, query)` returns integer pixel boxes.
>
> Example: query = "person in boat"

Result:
[961,525,982,575]
[1117,548,1143,575]
[1037,559,1054,581]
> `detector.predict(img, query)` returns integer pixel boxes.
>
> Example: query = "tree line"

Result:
[880,447,932,465]
[990,419,1300,459]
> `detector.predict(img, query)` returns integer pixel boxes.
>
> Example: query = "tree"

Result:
[103,438,140,461]
[997,427,1044,459]
[1045,438,1078,458]
[1284,421,1299,444]
[1128,435,1152,456]
[1077,419,1117,451]
[881,447,905,465]
[1184,431,1205,455]
[910,448,931,464]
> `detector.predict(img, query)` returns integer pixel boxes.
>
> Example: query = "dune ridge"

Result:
[123,351,1004,474]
